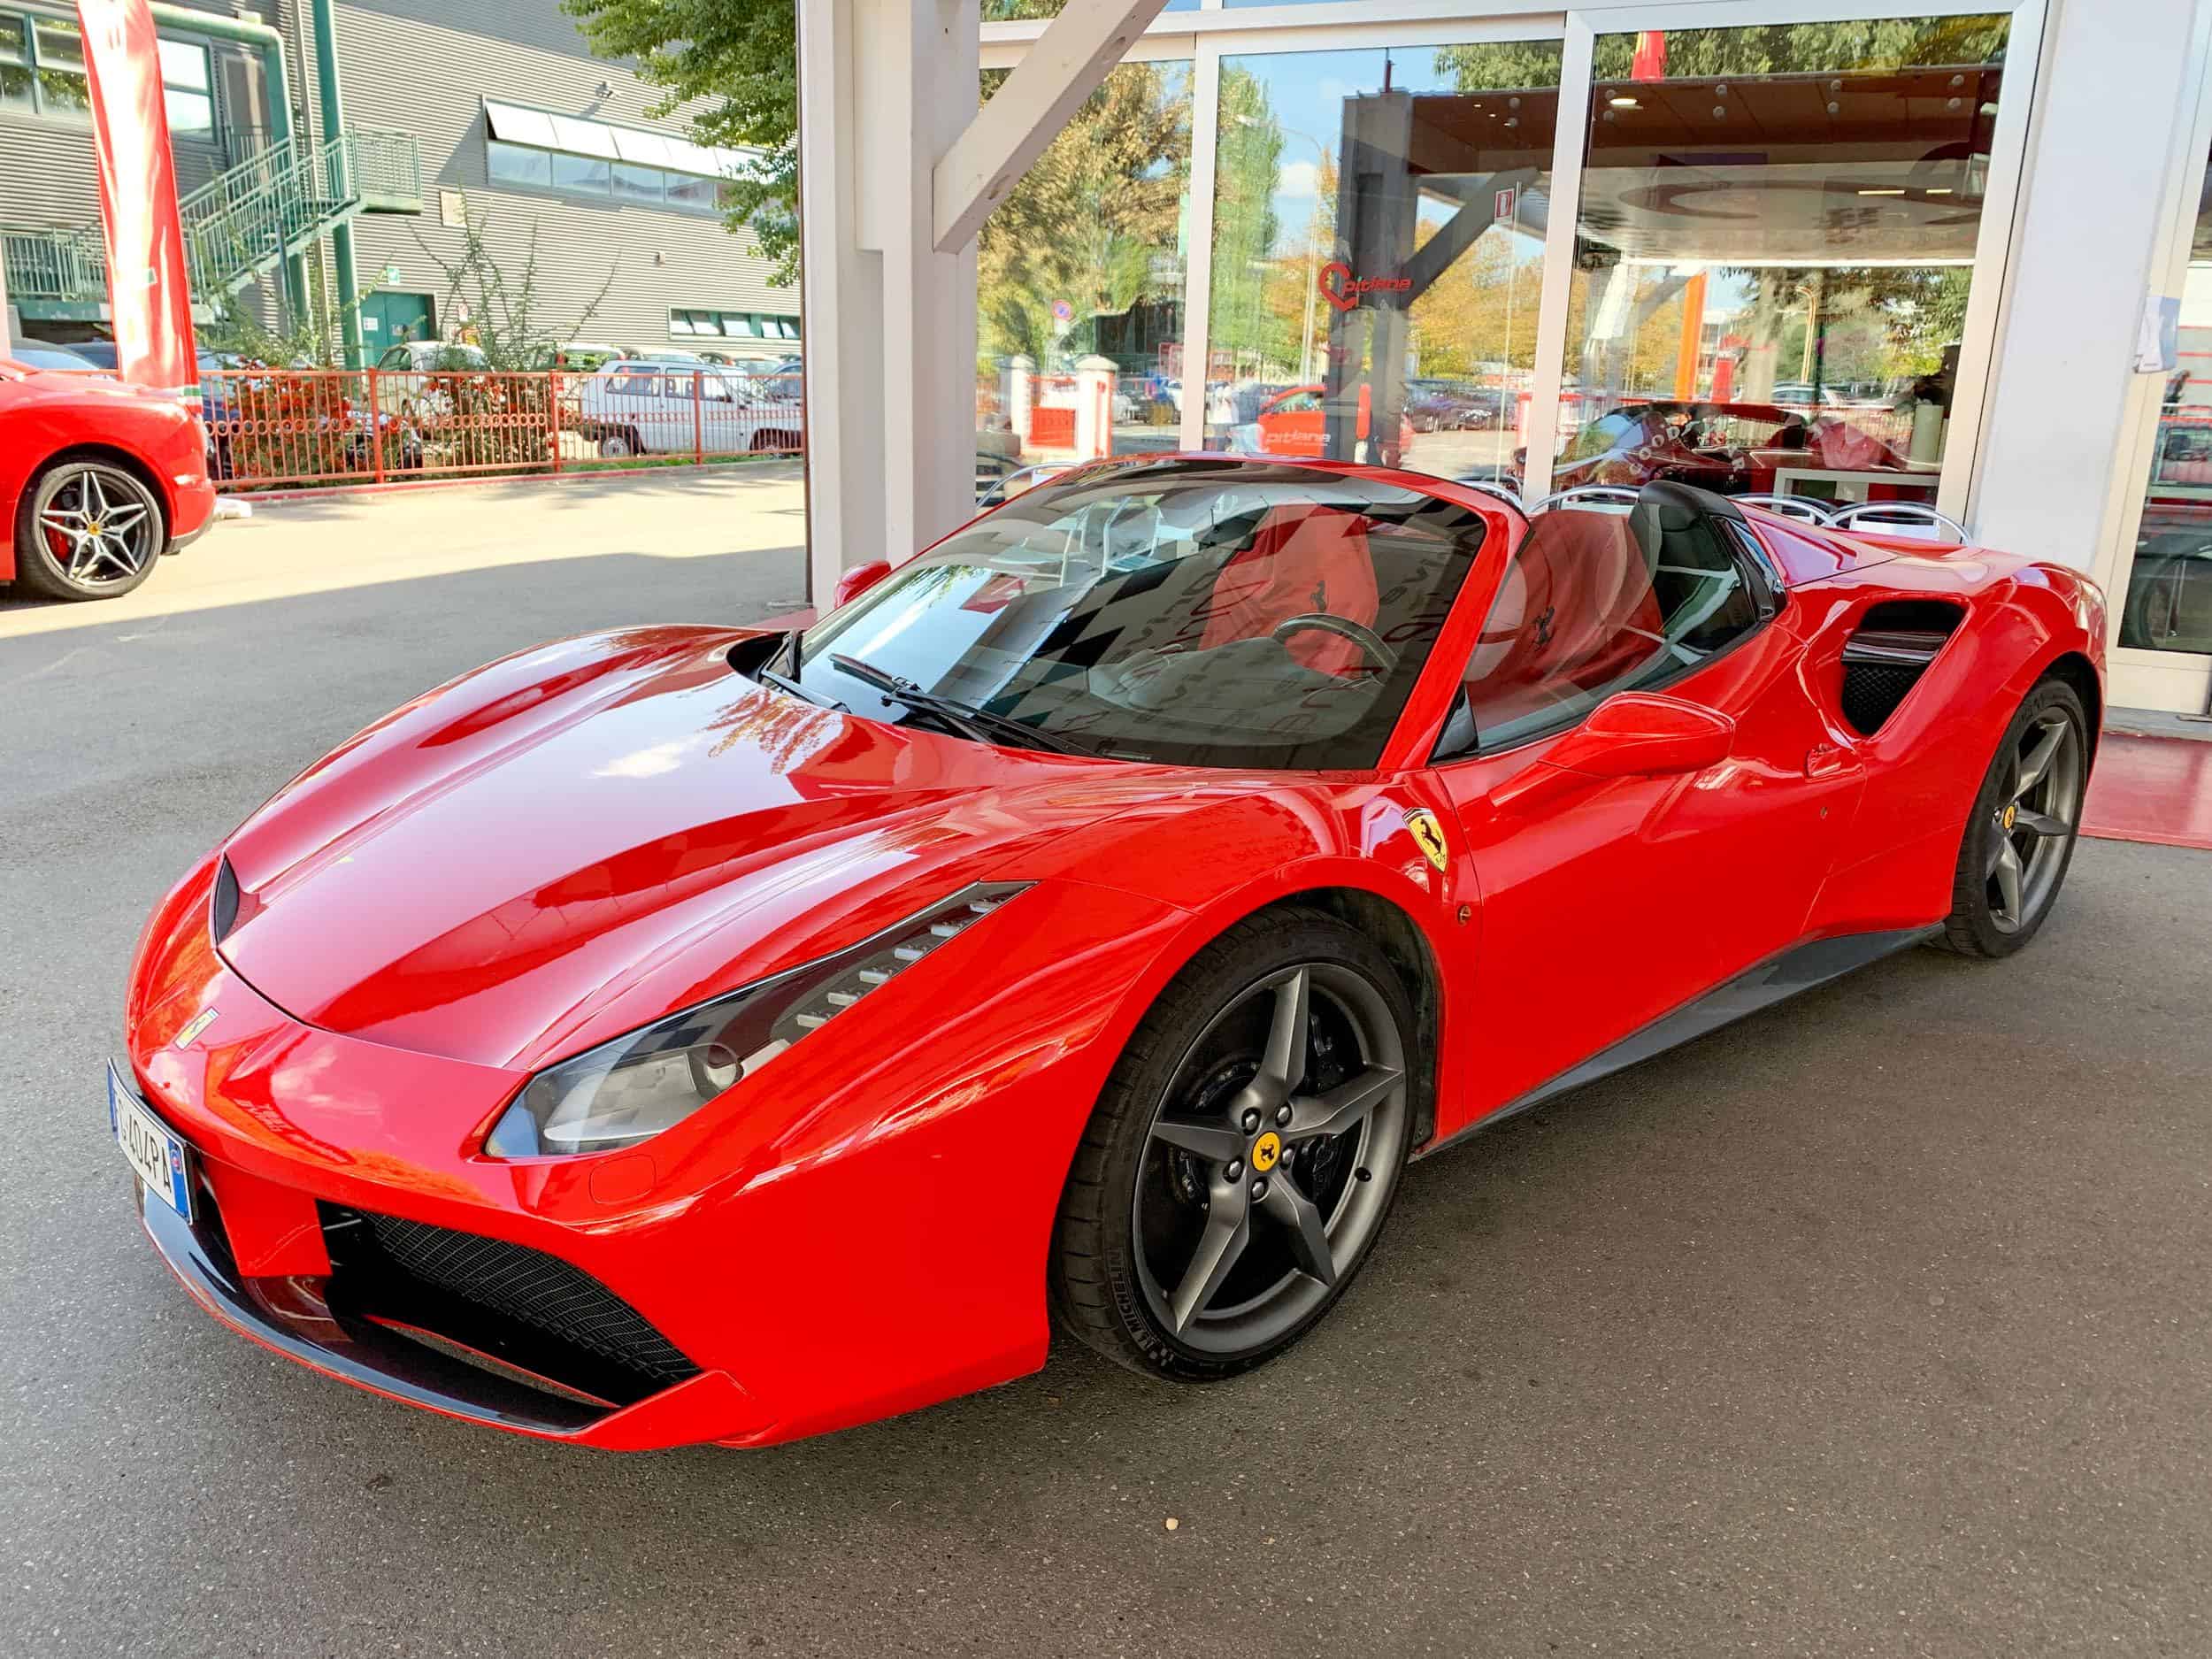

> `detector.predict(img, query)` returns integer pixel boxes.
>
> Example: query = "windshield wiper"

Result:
[827,653,1096,757]
[740,630,845,709]
[758,665,841,709]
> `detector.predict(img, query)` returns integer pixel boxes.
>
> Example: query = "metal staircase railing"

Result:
[2,127,419,311]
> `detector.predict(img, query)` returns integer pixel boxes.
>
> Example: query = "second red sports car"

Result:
[112,457,2103,1449]
[2,356,215,601]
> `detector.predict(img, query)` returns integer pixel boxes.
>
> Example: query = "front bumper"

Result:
[136,1180,758,1447]
[121,859,1182,1448]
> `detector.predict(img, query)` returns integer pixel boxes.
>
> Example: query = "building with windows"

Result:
[942,0,2212,719]
[0,0,797,365]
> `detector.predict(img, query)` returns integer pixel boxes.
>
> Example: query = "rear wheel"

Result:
[598,429,639,459]
[1937,678,2090,957]
[1051,909,1415,1381]
[11,457,166,601]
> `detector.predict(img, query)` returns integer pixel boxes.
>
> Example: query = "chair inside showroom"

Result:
[1199,504,1380,675]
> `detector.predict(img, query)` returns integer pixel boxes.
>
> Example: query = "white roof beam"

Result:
[932,0,1169,254]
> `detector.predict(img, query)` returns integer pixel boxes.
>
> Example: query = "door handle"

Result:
[1804,743,1849,778]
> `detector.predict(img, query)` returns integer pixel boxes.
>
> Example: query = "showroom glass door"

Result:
[973,42,1194,486]
[1191,32,1563,486]
[1549,12,2020,512]
[2108,81,2212,703]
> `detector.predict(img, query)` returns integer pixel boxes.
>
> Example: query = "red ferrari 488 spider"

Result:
[114,457,2104,1449]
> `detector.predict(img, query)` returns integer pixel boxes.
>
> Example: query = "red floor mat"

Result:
[2083,733,2212,851]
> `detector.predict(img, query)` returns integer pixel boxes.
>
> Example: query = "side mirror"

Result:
[1547,691,1734,778]
[830,559,891,610]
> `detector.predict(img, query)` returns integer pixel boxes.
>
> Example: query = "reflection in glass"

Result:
[975,62,1191,477]
[32,17,88,113]
[2123,130,2212,654]
[1558,19,2010,507]
[1204,42,1561,485]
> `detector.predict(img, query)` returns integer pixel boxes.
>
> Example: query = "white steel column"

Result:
[797,0,1166,601]
[1179,37,1224,452]
[1520,14,1594,507]
[1967,0,2198,567]
[797,0,976,603]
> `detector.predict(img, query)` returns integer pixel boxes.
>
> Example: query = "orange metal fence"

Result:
[197,367,805,489]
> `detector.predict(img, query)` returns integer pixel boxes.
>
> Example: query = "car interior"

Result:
[799,469,1484,767]
[1453,484,1775,753]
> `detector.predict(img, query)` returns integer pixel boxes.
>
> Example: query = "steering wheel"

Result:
[1270,614,1398,672]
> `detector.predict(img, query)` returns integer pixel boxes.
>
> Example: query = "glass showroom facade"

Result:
[976,0,2212,716]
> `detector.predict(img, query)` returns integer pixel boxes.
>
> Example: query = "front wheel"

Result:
[1937,678,2091,957]
[1051,909,1415,1381]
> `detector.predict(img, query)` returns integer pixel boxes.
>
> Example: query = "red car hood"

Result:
[214,626,1186,1071]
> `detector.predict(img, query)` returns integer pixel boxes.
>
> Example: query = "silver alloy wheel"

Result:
[1132,962,1409,1355]
[1986,710,2085,933]
[31,462,162,588]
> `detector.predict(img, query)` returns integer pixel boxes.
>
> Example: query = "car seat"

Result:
[1466,509,1666,731]
[1198,504,1381,675]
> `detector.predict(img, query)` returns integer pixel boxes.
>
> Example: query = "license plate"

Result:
[110,1064,193,1222]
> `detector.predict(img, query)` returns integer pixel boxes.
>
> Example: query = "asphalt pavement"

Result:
[3,479,2209,1656]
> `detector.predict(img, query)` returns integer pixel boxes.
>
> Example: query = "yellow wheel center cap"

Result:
[2002,803,2017,832]
[1250,1131,1282,1173]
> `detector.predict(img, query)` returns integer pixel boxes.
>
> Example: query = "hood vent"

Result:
[1838,600,1963,736]
[210,856,242,944]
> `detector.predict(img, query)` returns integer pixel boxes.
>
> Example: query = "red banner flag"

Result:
[1631,30,1668,82]
[77,0,196,389]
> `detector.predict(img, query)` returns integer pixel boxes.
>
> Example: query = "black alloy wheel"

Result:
[1052,909,1415,1380]
[1939,677,2091,957]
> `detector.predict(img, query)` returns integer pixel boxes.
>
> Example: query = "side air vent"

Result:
[1839,600,1963,736]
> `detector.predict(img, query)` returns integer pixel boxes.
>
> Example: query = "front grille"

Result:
[326,1208,699,1388]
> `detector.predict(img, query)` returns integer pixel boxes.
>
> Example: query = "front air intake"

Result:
[322,1206,700,1394]
[1838,601,1963,736]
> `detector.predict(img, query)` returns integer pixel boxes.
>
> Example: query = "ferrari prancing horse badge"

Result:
[1404,809,1449,874]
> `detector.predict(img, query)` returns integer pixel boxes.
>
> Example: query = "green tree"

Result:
[559,0,800,280]
[1206,65,1293,374]
[976,63,1189,370]
[410,219,618,371]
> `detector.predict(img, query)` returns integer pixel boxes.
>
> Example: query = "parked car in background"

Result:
[1404,379,1494,432]
[742,355,804,393]
[52,339,120,372]
[199,352,424,485]
[1242,382,1415,467]
[555,342,622,373]
[574,363,803,457]
[2,356,215,600]
[9,341,104,373]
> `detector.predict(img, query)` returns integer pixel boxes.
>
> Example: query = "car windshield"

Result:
[793,459,1486,769]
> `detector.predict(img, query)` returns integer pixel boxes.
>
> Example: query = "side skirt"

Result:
[1414,926,1940,1159]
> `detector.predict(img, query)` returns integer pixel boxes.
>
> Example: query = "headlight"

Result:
[484,882,1028,1159]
